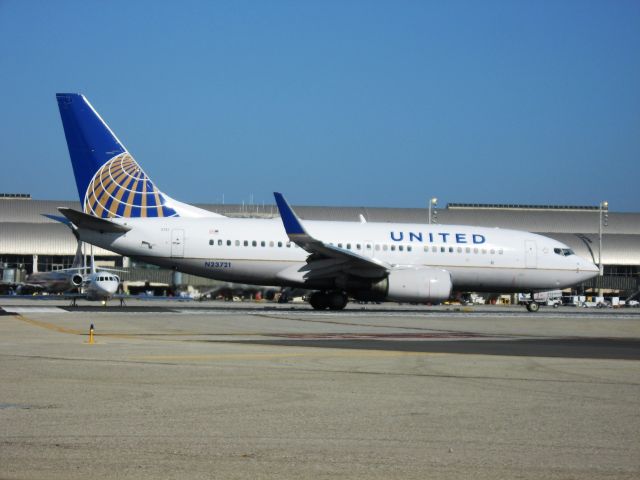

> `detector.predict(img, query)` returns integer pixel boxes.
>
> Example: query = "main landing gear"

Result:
[309,291,348,311]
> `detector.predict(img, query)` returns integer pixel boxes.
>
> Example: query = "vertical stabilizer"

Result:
[71,241,84,269]
[56,94,126,203]
[56,93,223,219]
[90,245,96,275]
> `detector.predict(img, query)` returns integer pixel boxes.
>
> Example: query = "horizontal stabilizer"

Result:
[42,213,72,226]
[58,208,131,233]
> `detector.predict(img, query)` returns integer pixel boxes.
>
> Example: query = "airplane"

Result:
[54,93,599,312]
[5,260,120,305]
[25,247,119,305]
[12,221,120,304]
[64,247,120,305]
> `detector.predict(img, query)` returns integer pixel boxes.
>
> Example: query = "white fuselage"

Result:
[82,272,119,301]
[75,216,598,293]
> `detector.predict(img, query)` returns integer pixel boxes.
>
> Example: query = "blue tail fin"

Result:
[56,93,190,218]
[56,94,126,206]
[56,93,222,219]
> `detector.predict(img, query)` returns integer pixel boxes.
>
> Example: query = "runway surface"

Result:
[2,301,639,360]
[1,299,639,479]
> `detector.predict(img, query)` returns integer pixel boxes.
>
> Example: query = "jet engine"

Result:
[71,274,84,287]
[352,267,452,303]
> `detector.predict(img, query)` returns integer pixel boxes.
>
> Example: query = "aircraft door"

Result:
[525,240,537,268]
[171,229,185,258]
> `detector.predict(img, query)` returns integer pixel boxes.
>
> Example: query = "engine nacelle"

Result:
[353,267,452,303]
[71,274,84,287]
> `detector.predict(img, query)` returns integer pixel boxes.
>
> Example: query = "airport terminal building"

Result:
[1,195,639,297]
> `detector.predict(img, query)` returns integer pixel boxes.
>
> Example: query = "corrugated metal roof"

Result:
[1,199,638,264]
[0,200,81,223]
[208,204,639,235]
[434,210,639,235]
[290,207,640,235]
[2,199,639,234]
[545,234,640,266]
[0,223,114,255]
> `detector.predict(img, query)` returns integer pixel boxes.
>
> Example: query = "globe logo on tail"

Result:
[84,153,178,218]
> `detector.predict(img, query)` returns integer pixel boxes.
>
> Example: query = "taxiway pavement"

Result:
[1,300,639,479]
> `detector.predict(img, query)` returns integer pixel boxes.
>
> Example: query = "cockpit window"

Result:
[554,247,574,257]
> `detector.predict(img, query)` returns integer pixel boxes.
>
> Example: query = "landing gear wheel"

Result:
[309,291,329,310]
[526,302,540,313]
[309,291,348,311]
[327,291,348,311]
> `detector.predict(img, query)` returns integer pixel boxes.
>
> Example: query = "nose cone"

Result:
[578,258,600,282]
[96,280,118,296]
[105,281,119,295]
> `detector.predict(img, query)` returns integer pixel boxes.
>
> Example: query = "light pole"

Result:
[598,200,608,276]
[428,197,438,224]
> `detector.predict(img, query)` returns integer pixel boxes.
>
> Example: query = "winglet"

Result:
[274,192,306,236]
[273,192,391,274]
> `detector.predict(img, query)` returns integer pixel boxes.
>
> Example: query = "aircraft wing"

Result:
[274,192,390,280]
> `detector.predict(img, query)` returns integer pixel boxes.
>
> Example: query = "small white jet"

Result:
[71,255,120,305]
[25,241,120,305]
[55,93,599,312]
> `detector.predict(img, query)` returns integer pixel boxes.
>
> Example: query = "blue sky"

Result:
[1,0,639,211]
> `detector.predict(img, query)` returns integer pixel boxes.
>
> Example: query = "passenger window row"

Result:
[207,239,503,255]
[331,243,412,252]
[209,239,296,248]
[422,245,503,255]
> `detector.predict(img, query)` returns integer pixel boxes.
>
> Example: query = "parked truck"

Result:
[518,290,563,310]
